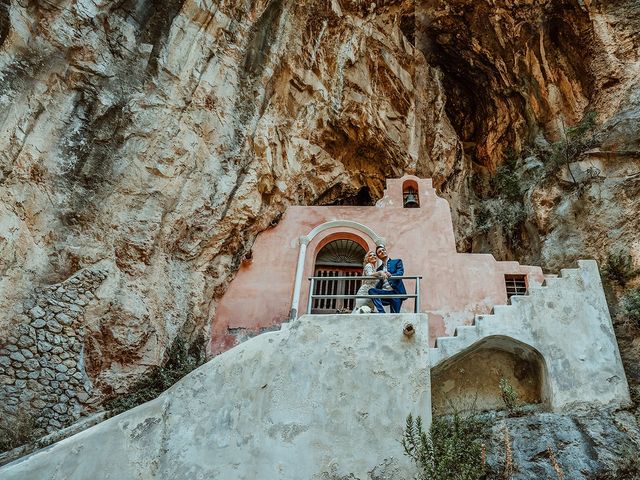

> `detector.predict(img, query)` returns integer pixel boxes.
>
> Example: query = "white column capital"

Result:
[299,236,311,246]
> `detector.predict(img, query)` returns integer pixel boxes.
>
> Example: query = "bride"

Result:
[352,251,385,313]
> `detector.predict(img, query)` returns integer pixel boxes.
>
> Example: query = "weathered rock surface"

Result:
[419,1,640,167]
[415,1,640,264]
[0,0,424,419]
[483,409,640,479]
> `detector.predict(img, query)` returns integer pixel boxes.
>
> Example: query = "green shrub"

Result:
[402,412,486,480]
[0,408,42,453]
[105,335,205,415]
[473,154,527,248]
[545,112,597,181]
[499,378,520,415]
[603,252,638,286]
[491,156,522,202]
[565,111,597,140]
[471,112,599,254]
[475,200,526,244]
[620,287,640,328]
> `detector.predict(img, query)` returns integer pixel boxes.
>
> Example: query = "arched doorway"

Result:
[312,239,367,313]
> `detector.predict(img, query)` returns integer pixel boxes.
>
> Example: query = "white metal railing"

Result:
[306,275,422,314]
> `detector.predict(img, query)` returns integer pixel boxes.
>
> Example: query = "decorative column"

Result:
[289,236,310,320]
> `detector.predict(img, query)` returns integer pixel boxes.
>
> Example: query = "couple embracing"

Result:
[353,245,406,314]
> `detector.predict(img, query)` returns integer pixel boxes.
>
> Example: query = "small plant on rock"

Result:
[501,424,515,479]
[402,411,486,480]
[104,335,205,415]
[546,111,598,182]
[603,251,639,287]
[547,446,565,480]
[499,377,520,416]
[473,154,527,249]
[620,287,640,329]
[490,153,523,202]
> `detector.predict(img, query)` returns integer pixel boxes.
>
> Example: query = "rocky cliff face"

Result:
[416,0,640,266]
[0,0,639,448]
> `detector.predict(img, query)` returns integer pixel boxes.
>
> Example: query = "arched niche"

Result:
[431,336,550,414]
[313,232,370,258]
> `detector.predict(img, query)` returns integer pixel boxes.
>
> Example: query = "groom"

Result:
[368,245,407,313]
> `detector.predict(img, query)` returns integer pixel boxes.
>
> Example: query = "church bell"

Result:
[403,187,419,208]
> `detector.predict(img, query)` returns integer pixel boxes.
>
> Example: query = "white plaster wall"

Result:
[0,314,430,479]
[431,260,630,411]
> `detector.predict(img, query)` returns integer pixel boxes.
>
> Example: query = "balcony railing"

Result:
[306,275,422,314]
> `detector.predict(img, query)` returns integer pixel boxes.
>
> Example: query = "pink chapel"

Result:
[210,175,544,355]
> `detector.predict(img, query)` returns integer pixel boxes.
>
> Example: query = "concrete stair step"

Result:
[473,314,495,328]
[429,347,442,365]
[543,276,562,287]
[454,325,478,339]
[508,294,529,305]
[528,282,545,291]
[560,268,580,278]
[434,336,457,349]
[492,304,514,316]
[431,327,482,366]
[431,263,593,367]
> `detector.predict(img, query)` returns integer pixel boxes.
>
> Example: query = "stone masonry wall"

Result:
[0,269,106,434]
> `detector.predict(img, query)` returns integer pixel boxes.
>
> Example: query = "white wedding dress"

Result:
[352,263,378,312]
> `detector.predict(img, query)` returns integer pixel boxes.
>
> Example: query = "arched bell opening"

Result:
[402,179,420,208]
[311,236,368,314]
[431,336,550,415]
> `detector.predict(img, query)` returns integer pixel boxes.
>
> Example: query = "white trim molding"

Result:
[300,220,385,246]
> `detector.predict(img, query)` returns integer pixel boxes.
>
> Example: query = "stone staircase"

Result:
[429,259,630,410]
[429,267,580,367]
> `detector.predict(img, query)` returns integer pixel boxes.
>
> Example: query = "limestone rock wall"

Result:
[415,0,640,263]
[483,409,640,480]
[418,0,640,169]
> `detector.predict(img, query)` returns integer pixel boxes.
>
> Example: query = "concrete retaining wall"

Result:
[0,314,430,480]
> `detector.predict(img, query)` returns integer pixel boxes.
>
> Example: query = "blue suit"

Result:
[368,258,406,313]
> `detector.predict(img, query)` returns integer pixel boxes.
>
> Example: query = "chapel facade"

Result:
[212,175,630,412]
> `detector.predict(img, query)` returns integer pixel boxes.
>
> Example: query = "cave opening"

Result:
[326,186,376,206]
[417,1,597,170]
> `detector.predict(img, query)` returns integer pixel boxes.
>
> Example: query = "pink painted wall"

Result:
[210,176,543,355]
